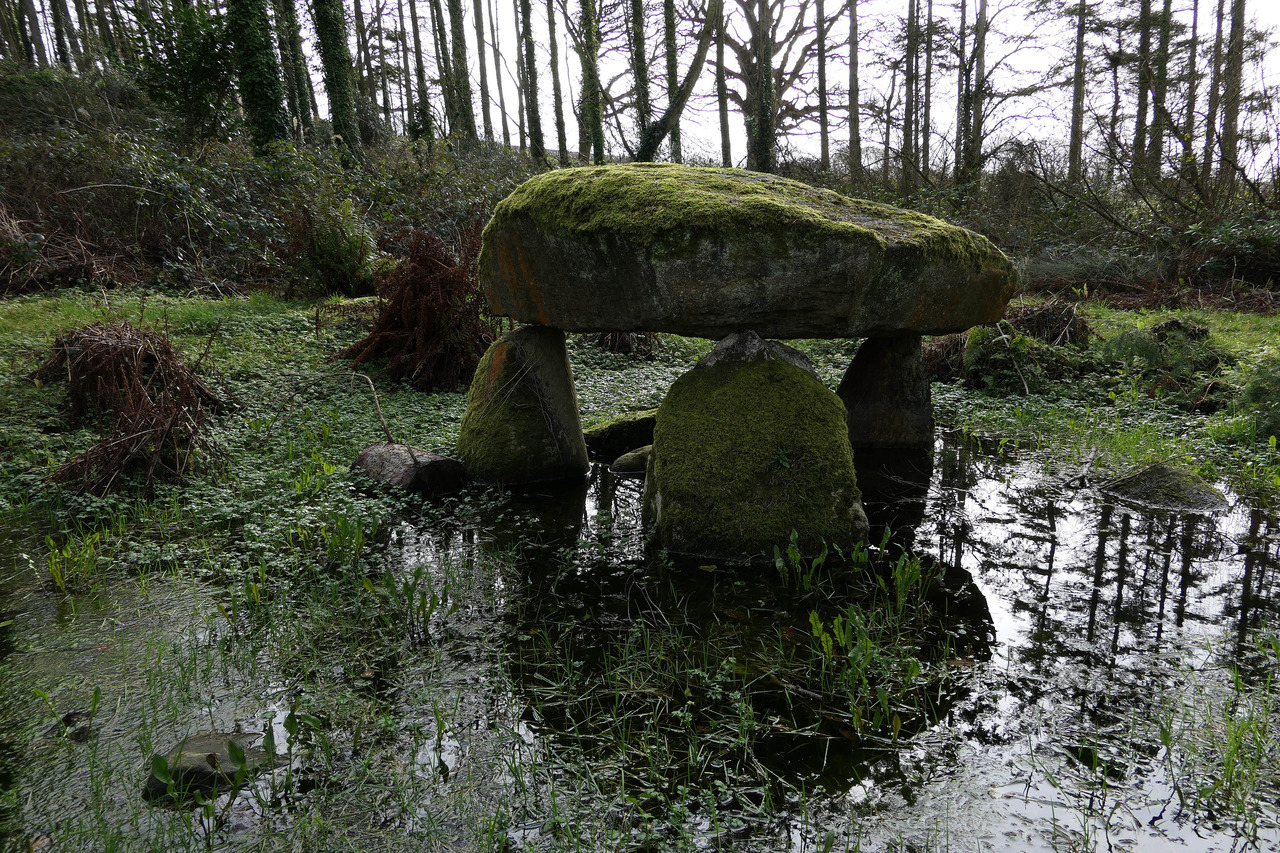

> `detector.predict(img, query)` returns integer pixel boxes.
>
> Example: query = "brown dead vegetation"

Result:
[31,322,225,494]
[344,223,502,392]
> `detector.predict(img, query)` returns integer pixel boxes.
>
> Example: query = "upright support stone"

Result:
[837,333,933,451]
[643,332,869,561]
[456,326,589,486]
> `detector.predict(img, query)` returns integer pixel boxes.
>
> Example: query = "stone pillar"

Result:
[642,332,869,562]
[837,333,934,451]
[456,326,589,485]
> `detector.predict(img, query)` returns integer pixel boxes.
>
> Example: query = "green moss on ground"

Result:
[644,355,867,560]
[485,163,1006,271]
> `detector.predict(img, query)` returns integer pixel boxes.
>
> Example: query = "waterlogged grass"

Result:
[3,290,1280,851]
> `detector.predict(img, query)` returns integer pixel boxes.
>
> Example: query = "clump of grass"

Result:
[30,320,225,494]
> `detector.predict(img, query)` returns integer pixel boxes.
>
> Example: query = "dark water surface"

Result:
[1,431,1277,852]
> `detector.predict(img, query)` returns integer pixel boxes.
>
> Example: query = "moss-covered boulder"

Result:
[479,163,1014,339]
[643,332,869,561]
[456,326,589,486]
[583,409,658,461]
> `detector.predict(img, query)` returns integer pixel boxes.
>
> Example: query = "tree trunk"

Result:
[311,0,362,152]
[922,0,932,181]
[900,0,917,194]
[579,0,604,162]
[747,0,774,172]
[396,0,413,132]
[430,0,457,136]
[1200,0,1225,187]
[963,0,987,187]
[18,0,49,65]
[663,0,681,162]
[473,0,493,140]
[1146,0,1173,174]
[47,0,77,70]
[849,0,861,178]
[228,0,291,150]
[447,0,478,141]
[717,0,730,166]
[547,0,569,163]
[273,0,302,136]
[512,0,526,151]
[954,0,966,180]
[407,0,435,149]
[1179,0,1199,177]
[1067,0,1087,182]
[1216,0,1245,197]
[817,0,828,170]
[352,0,374,103]
[1132,0,1152,172]
[489,0,512,146]
[629,0,651,135]
[520,0,546,161]
[633,0,721,162]
[377,5,393,123]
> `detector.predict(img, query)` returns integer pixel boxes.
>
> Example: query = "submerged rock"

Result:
[479,163,1015,339]
[643,332,869,561]
[143,733,268,803]
[1101,463,1228,513]
[583,409,658,462]
[457,326,589,486]
[350,443,468,496]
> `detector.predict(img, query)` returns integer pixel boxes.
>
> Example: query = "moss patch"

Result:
[583,408,658,461]
[456,327,588,485]
[643,355,868,561]
[485,163,1006,271]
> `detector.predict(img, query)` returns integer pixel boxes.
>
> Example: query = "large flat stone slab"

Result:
[479,164,1015,339]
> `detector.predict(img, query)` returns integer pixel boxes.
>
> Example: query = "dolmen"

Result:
[458,163,1015,561]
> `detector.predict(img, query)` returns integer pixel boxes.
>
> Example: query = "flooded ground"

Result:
[1,431,1278,852]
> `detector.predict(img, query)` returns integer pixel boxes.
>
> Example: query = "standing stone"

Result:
[643,332,869,561]
[838,334,933,451]
[457,326,589,486]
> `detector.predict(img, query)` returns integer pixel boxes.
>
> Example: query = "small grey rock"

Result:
[143,733,268,803]
[351,442,468,496]
[694,331,817,378]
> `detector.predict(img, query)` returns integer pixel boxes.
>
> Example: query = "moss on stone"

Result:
[583,408,658,461]
[643,355,868,560]
[484,163,1004,272]
[456,327,589,485]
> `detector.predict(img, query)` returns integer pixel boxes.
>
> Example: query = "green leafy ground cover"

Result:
[2,290,1280,851]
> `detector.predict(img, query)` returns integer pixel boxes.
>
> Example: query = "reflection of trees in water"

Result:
[925,431,1280,702]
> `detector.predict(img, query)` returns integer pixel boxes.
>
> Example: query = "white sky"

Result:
[313,0,1280,173]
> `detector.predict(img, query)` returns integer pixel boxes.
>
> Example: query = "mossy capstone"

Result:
[479,163,1015,339]
[642,332,870,561]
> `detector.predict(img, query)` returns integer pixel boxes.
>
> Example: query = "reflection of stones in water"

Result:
[854,447,933,539]
[495,469,995,800]
[474,477,591,563]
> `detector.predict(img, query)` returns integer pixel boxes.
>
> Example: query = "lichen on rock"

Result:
[643,331,869,561]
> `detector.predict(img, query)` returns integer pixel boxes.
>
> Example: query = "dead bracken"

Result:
[30,321,224,494]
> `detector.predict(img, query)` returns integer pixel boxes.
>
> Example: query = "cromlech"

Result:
[458,163,1016,561]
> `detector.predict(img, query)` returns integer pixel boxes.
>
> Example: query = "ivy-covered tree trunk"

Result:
[446,0,478,142]
[519,0,545,161]
[311,0,361,152]
[275,0,312,138]
[579,0,604,163]
[629,0,651,135]
[227,0,291,150]
[546,0,569,164]
[716,2,730,166]
[746,0,774,172]
[662,0,680,162]
[816,0,827,170]
[472,0,493,141]
[17,0,48,65]
[407,0,435,151]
